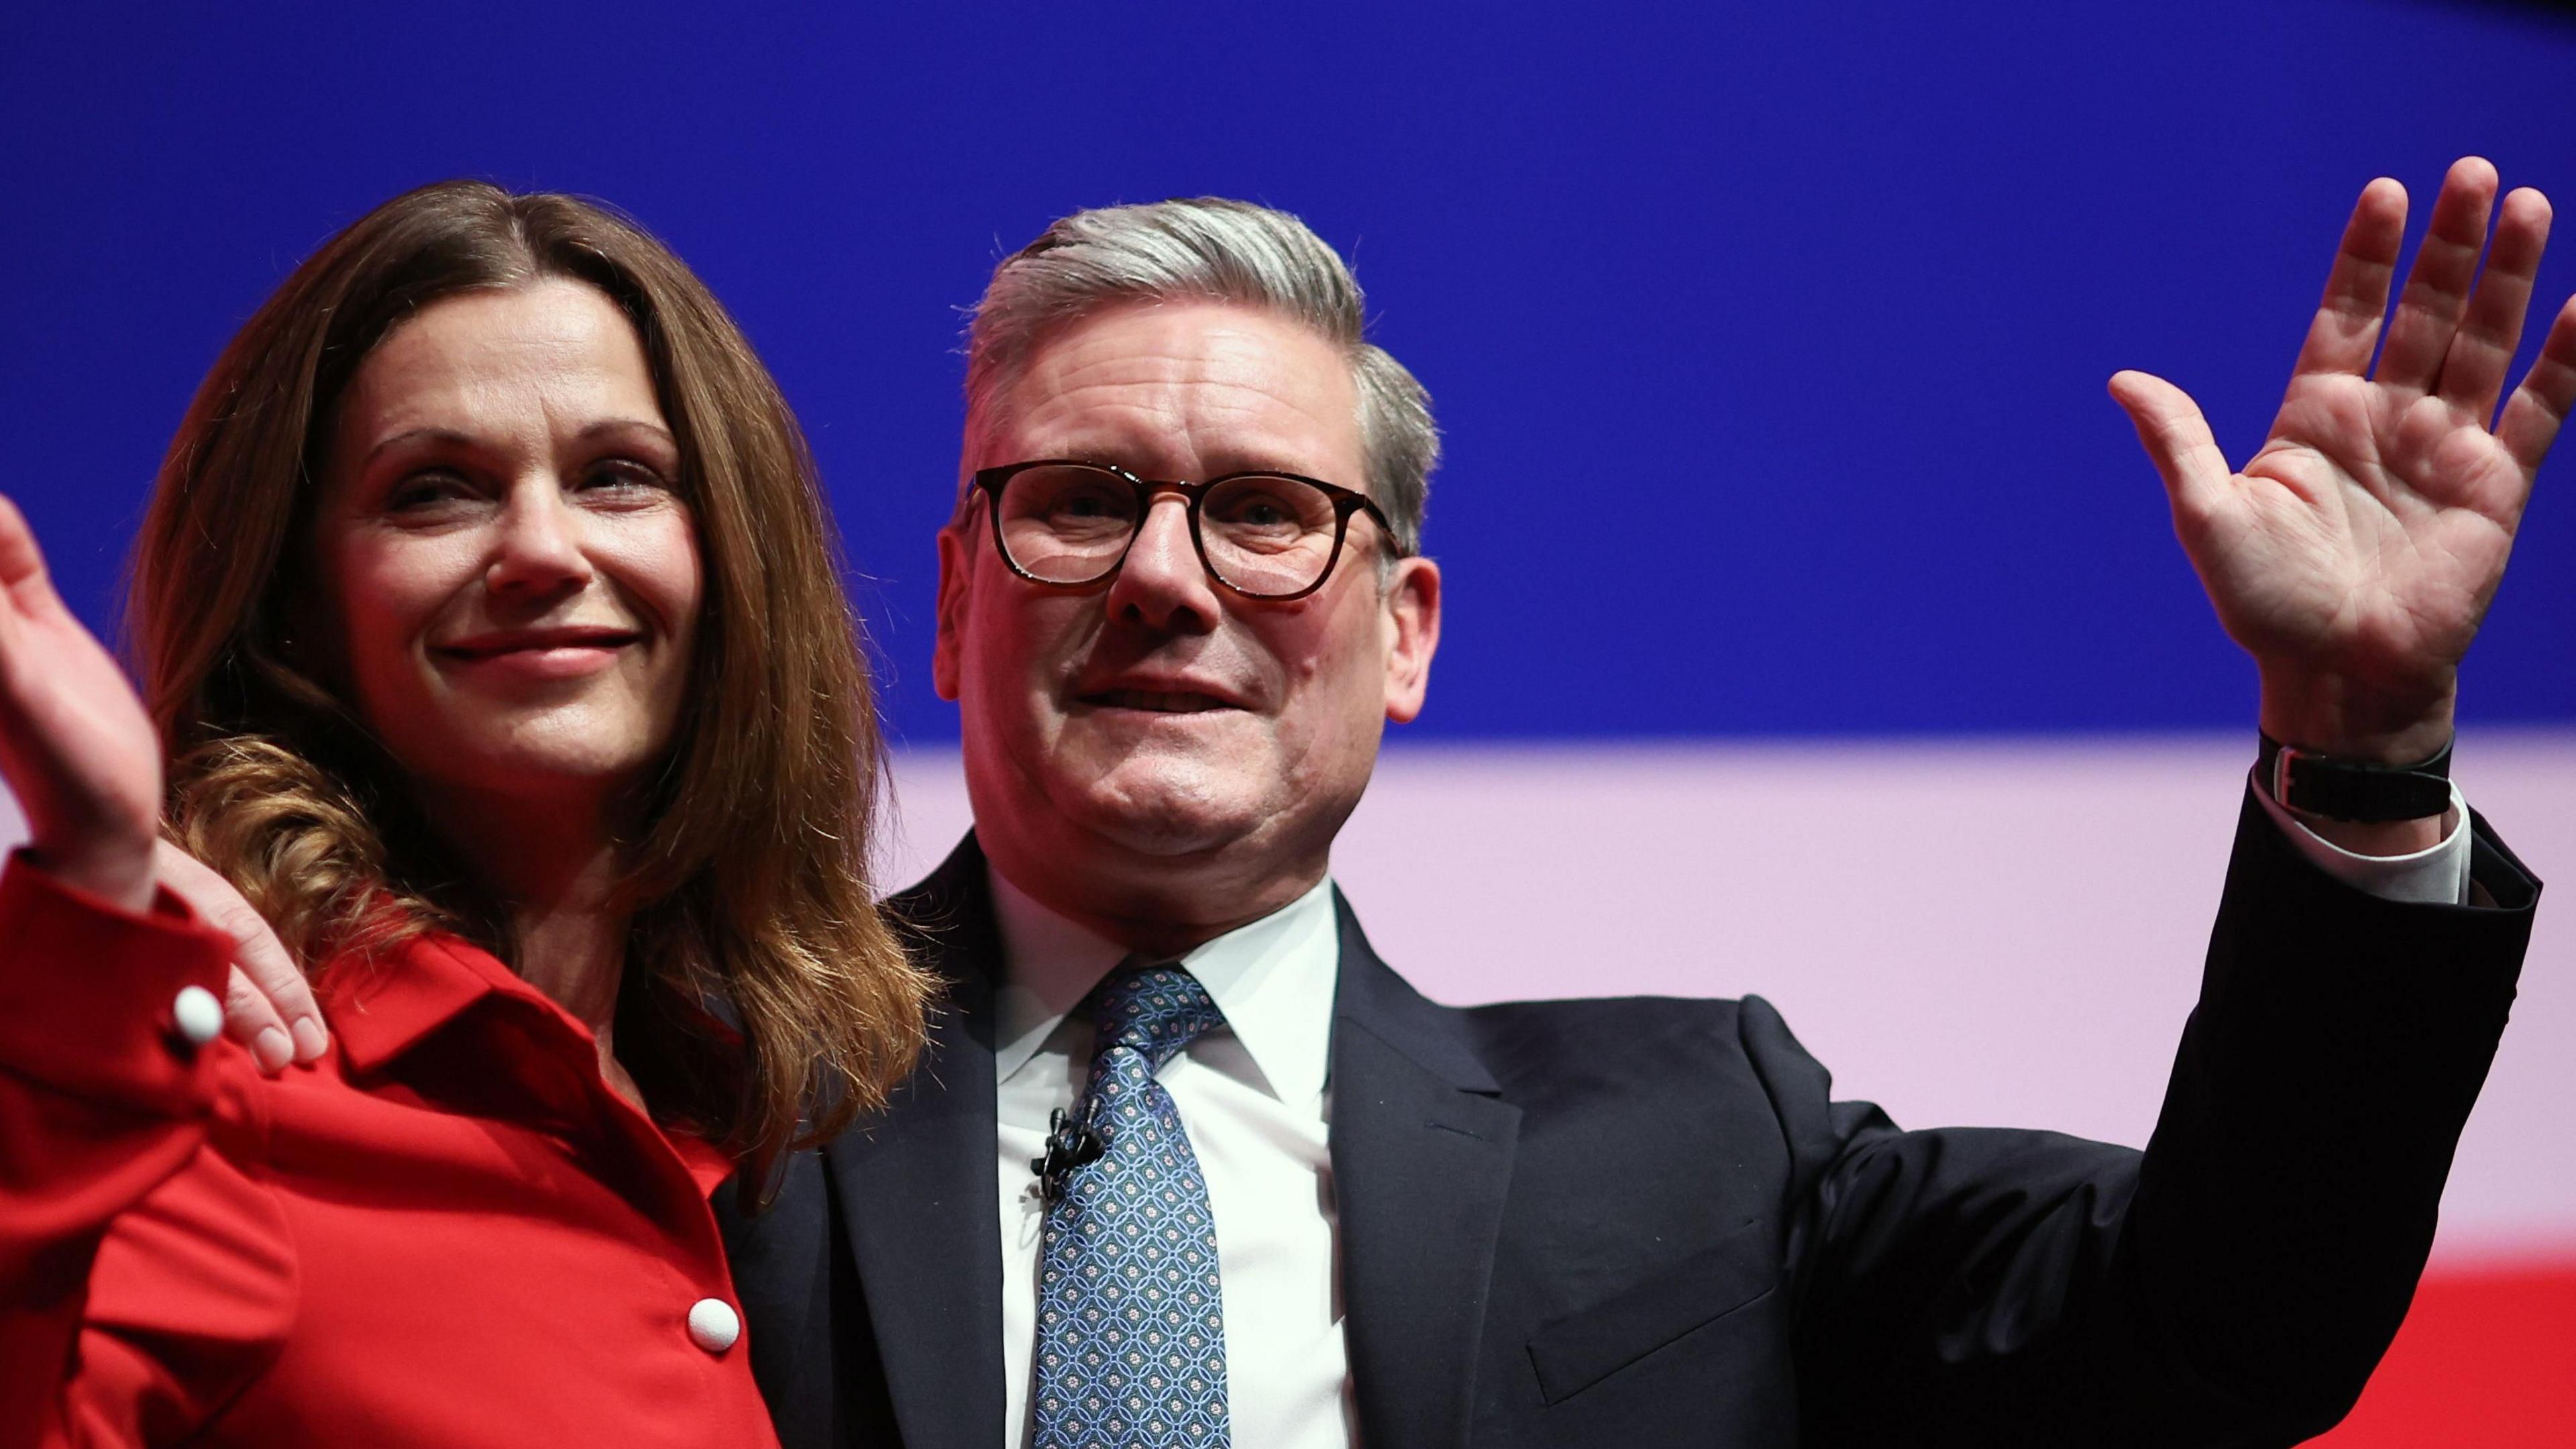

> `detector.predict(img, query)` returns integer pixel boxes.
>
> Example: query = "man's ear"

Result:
[1381,555,1441,724]
[932,523,973,702]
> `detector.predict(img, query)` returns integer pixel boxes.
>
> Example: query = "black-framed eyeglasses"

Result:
[966,460,1402,602]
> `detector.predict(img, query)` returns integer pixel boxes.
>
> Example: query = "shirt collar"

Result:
[323,928,556,1073]
[987,864,1340,1112]
[320,928,739,1197]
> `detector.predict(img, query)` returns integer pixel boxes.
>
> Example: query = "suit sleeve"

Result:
[0,852,249,1446]
[1758,786,2535,1448]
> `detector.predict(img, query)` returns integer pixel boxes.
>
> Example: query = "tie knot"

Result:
[1083,961,1224,1072]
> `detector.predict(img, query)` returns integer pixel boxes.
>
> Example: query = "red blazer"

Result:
[0,855,780,1448]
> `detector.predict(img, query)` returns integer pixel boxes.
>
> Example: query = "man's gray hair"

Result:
[961,197,1438,554]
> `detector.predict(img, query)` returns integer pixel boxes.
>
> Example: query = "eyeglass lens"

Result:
[996,464,1347,596]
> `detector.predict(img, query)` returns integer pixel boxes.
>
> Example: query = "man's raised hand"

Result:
[2110,156,2576,769]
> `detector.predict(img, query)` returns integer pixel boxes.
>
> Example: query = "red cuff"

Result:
[0,850,235,1112]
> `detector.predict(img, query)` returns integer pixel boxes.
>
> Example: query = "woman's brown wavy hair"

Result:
[128,180,930,1192]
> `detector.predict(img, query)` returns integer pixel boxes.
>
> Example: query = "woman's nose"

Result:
[484,482,594,596]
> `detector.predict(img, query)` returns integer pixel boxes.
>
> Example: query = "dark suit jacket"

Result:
[720,794,2537,1448]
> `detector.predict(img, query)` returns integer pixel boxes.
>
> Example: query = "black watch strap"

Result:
[2257,731,2453,823]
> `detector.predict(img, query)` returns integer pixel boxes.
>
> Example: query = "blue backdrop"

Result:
[6,1,2571,746]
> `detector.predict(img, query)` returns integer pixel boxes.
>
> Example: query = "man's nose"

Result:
[485,481,595,598]
[1104,492,1220,633]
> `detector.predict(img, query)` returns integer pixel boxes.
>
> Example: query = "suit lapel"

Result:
[1328,893,1520,1449]
[826,838,1006,1449]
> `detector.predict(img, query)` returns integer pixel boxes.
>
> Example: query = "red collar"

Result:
[321,929,550,1073]
[317,929,739,1196]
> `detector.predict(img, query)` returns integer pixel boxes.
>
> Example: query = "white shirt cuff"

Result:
[2251,773,2474,906]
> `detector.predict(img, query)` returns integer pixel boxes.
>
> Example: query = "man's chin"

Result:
[1051,761,1275,862]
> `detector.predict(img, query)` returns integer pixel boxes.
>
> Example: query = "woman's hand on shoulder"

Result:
[0,494,160,911]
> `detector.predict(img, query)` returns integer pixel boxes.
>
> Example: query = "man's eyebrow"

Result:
[1022,440,1328,478]
[1014,435,1142,464]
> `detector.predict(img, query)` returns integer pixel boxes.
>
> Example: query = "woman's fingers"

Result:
[3,512,322,1067]
[0,492,74,630]
[0,491,44,595]
[0,496,163,908]
[0,493,55,663]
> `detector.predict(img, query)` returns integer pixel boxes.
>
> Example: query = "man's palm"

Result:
[2113,158,2576,757]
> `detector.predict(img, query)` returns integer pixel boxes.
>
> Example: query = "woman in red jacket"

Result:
[0,182,932,1445]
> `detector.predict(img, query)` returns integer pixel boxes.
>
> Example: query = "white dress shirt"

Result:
[992,869,1352,1449]
[986,786,2475,1449]
[2253,779,2474,906]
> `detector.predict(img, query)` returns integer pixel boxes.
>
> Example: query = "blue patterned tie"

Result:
[1032,962,1231,1449]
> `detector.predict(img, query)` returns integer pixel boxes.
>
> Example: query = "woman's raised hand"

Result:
[0,493,163,911]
